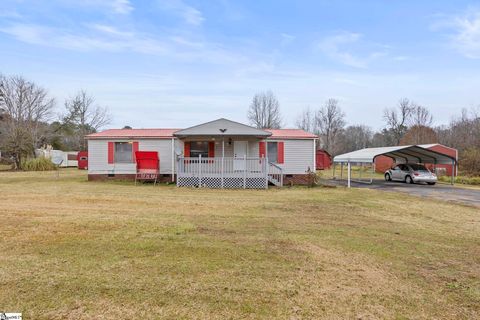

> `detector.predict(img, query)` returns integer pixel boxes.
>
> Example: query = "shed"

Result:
[316,149,331,170]
[333,145,457,187]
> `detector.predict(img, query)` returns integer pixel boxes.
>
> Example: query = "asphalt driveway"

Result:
[330,179,480,207]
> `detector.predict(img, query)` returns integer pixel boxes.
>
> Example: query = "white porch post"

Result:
[198,154,202,187]
[264,139,268,189]
[221,138,225,188]
[243,154,247,189]
[451,159,455,185]
[265,139,268,163]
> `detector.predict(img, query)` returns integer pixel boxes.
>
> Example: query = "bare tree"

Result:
[0,75,55,168]
[247,91,282,129]
[295,107,316,133]
[410,104,433,127]
[337,125,373,154]
[400,125,438,145]
[383,98,414,145]
[315,99,345,155]
[63,90,111,150]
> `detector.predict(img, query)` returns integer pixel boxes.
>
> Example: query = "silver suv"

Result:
[384,163,437,185]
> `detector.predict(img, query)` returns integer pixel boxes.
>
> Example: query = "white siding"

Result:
[88,139,175,175]
[139,139,174,174]
[88,137,315,176]
[269,139,315,174]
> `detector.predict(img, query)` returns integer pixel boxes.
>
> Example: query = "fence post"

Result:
[347,161,351,188]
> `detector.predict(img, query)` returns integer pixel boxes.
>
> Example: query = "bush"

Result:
[460,148,480,176]
[20,157,58,171]
[438,175,480,185]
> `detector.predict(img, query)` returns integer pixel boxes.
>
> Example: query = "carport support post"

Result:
[347,161,351,188]
[451,159,455,185]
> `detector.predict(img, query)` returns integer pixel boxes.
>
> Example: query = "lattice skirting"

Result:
[177,176,267,189]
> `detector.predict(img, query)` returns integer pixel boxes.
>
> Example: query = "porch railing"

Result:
[176,155,282,189]
[268,162,283,187]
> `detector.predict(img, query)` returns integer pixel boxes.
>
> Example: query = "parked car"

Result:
[384,163,437,185]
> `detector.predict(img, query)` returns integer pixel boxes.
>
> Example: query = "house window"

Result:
[115,142,133,163]
[267,142,278,163]
[190,141,209,158]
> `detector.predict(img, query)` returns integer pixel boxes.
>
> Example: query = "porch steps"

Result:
[267,162,283,187]
[267,176,282,187]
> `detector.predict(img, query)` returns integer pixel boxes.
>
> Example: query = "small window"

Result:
[115,142,133,163]
[190,141,209,158]
[267,142,278,163]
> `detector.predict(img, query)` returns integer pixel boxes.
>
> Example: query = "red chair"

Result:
[135,151,159,185]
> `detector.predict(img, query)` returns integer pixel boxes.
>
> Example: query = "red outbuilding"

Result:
[77,151,88,170]
[316,149,332,170]
[375,144,458,176]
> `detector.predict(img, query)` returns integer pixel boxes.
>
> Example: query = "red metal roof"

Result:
[267,129,317,139]
[86,129,179,139]
[86,128,317,139]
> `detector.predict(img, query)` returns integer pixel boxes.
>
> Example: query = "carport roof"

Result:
[333,145,456,165]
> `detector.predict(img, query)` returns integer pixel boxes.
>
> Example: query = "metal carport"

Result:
[333,145,457,187]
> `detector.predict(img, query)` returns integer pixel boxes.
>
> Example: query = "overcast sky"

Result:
[1,0,479,130]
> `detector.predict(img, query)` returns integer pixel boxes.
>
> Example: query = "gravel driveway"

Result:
[330,179,480,207]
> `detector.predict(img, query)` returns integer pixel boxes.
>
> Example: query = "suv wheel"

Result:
[405,176,413,184]
[385,173,391,181]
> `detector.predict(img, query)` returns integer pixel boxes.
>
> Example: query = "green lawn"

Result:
[0,169,479,319]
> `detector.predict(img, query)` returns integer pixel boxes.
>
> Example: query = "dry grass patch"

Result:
[0,169,479,319]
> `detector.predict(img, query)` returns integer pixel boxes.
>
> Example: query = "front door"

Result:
[234,141,247,171]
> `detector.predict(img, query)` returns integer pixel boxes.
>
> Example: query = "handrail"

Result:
[267,161,283,187]
[269,162,282,171]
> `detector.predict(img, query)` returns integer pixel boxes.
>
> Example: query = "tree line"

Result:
[0,75,111,168]
[247,91,480,175]
[1,75,478,174]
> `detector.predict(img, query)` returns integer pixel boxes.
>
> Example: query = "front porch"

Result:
[173,118,283,189]
[176,156,283,189]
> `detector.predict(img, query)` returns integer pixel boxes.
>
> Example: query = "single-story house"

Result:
[85,118,318,188]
